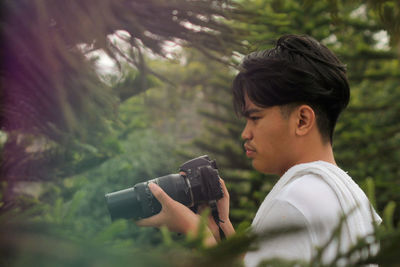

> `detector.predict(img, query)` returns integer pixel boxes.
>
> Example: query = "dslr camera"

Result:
[105,155,223,221]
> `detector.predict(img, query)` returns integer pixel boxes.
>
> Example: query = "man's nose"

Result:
[241,122,253,141]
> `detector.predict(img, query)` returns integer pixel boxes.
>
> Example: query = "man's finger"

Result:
[219,178,229,197]
[148,182,171,205]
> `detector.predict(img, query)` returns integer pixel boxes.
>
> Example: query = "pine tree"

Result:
[0,0,243,207]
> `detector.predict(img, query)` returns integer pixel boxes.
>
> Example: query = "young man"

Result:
[136,34,381,265]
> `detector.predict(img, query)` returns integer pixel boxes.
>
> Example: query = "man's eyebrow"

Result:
[243,108,263,118]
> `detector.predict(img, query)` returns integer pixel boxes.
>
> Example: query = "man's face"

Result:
[242,95,296,175]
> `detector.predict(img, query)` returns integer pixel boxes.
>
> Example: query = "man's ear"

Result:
[293,105,315,137]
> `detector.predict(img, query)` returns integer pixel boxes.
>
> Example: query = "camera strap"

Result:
[209,200,226,240]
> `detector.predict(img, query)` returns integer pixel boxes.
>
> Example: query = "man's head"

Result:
[233,34,350,144]
[233,34,350,174]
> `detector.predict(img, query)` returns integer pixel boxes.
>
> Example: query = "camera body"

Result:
[105,155,223,220]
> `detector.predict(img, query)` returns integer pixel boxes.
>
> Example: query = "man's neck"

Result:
[294,141,336,167]
[279,139,336,176]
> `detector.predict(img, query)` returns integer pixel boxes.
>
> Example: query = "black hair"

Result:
[232,34,350,143]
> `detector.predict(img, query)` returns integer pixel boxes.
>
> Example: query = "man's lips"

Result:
[244,144,256,157]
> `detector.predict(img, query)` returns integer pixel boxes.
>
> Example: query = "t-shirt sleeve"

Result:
[244,199,313,267]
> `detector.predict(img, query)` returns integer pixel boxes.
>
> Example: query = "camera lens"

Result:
[105,174,192,220]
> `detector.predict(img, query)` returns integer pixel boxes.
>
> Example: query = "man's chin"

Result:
[252,159,265,173]
[252,159,275,175]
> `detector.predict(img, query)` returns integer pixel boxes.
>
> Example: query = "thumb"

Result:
[135,212,162,227]
[148,182,171,205]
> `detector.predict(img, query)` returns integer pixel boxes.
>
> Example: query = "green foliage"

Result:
[3,198,400,267]
[316,0,400,43]
[1,0,400,266]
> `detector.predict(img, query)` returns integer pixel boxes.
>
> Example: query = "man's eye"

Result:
[250,116,260,121]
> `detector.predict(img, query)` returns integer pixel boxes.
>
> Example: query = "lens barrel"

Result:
[105,174,192,220]
[105,187,141,220]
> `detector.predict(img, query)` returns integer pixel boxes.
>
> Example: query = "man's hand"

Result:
[135,183,199,233]
[135,183,217,246]
[135,178,235,245]
[199,178,235,241]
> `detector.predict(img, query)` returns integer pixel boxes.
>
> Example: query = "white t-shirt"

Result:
[244,161,380,267]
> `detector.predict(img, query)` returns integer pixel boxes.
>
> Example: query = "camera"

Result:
[105,155,223,221]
